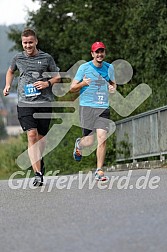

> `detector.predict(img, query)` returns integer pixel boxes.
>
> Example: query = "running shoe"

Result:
[95,168,108,181]
[73,138,82,161]
[33,172,43,186]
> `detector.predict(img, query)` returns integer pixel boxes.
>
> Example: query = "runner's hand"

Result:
[33,81,49,90]
[83,76,91,86]
[109,84,116,93]
[3,86,10,96]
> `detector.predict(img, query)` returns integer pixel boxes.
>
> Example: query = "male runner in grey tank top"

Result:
[3,28,60,186]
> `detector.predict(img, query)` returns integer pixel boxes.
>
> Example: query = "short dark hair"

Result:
[21,28,37,38]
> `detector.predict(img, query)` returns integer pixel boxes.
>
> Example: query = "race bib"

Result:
[93,91,108,105]
[24,84,41,97]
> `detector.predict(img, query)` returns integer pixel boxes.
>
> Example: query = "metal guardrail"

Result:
[115,105,167,162]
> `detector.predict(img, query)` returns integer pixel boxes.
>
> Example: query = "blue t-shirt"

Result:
[74,61,115,108]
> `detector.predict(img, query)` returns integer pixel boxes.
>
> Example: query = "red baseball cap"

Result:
[91,42,106,52]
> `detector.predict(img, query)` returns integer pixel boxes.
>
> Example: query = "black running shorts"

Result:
[17,104,52,136]
[79,106,110,136]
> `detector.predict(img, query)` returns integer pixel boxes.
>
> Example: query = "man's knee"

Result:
[27,129,38,143]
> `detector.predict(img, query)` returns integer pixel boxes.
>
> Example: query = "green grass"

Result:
[0,135,27,179]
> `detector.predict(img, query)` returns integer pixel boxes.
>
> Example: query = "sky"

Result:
[0,0,40,26]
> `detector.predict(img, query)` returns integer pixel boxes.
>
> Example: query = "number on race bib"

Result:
[93,91,108,105]
[24,84,41,97]
[98,95,104,101]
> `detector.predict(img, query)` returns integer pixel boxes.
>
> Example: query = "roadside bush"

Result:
[0,135,27,179]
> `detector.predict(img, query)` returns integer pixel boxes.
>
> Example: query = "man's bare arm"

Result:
[70,77,91,93]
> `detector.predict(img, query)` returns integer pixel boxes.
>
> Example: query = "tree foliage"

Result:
[8,0,167,110]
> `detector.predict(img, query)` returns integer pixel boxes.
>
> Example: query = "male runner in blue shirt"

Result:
[70,42,116,181]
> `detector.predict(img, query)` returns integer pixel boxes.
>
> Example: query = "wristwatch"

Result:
[47,80,52,87]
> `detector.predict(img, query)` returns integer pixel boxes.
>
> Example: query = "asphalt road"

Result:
[0,168,167,252]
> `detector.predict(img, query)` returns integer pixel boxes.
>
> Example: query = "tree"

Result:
[120,0,167,111]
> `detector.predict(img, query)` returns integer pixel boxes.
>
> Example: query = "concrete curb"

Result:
[106,160,167,172]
